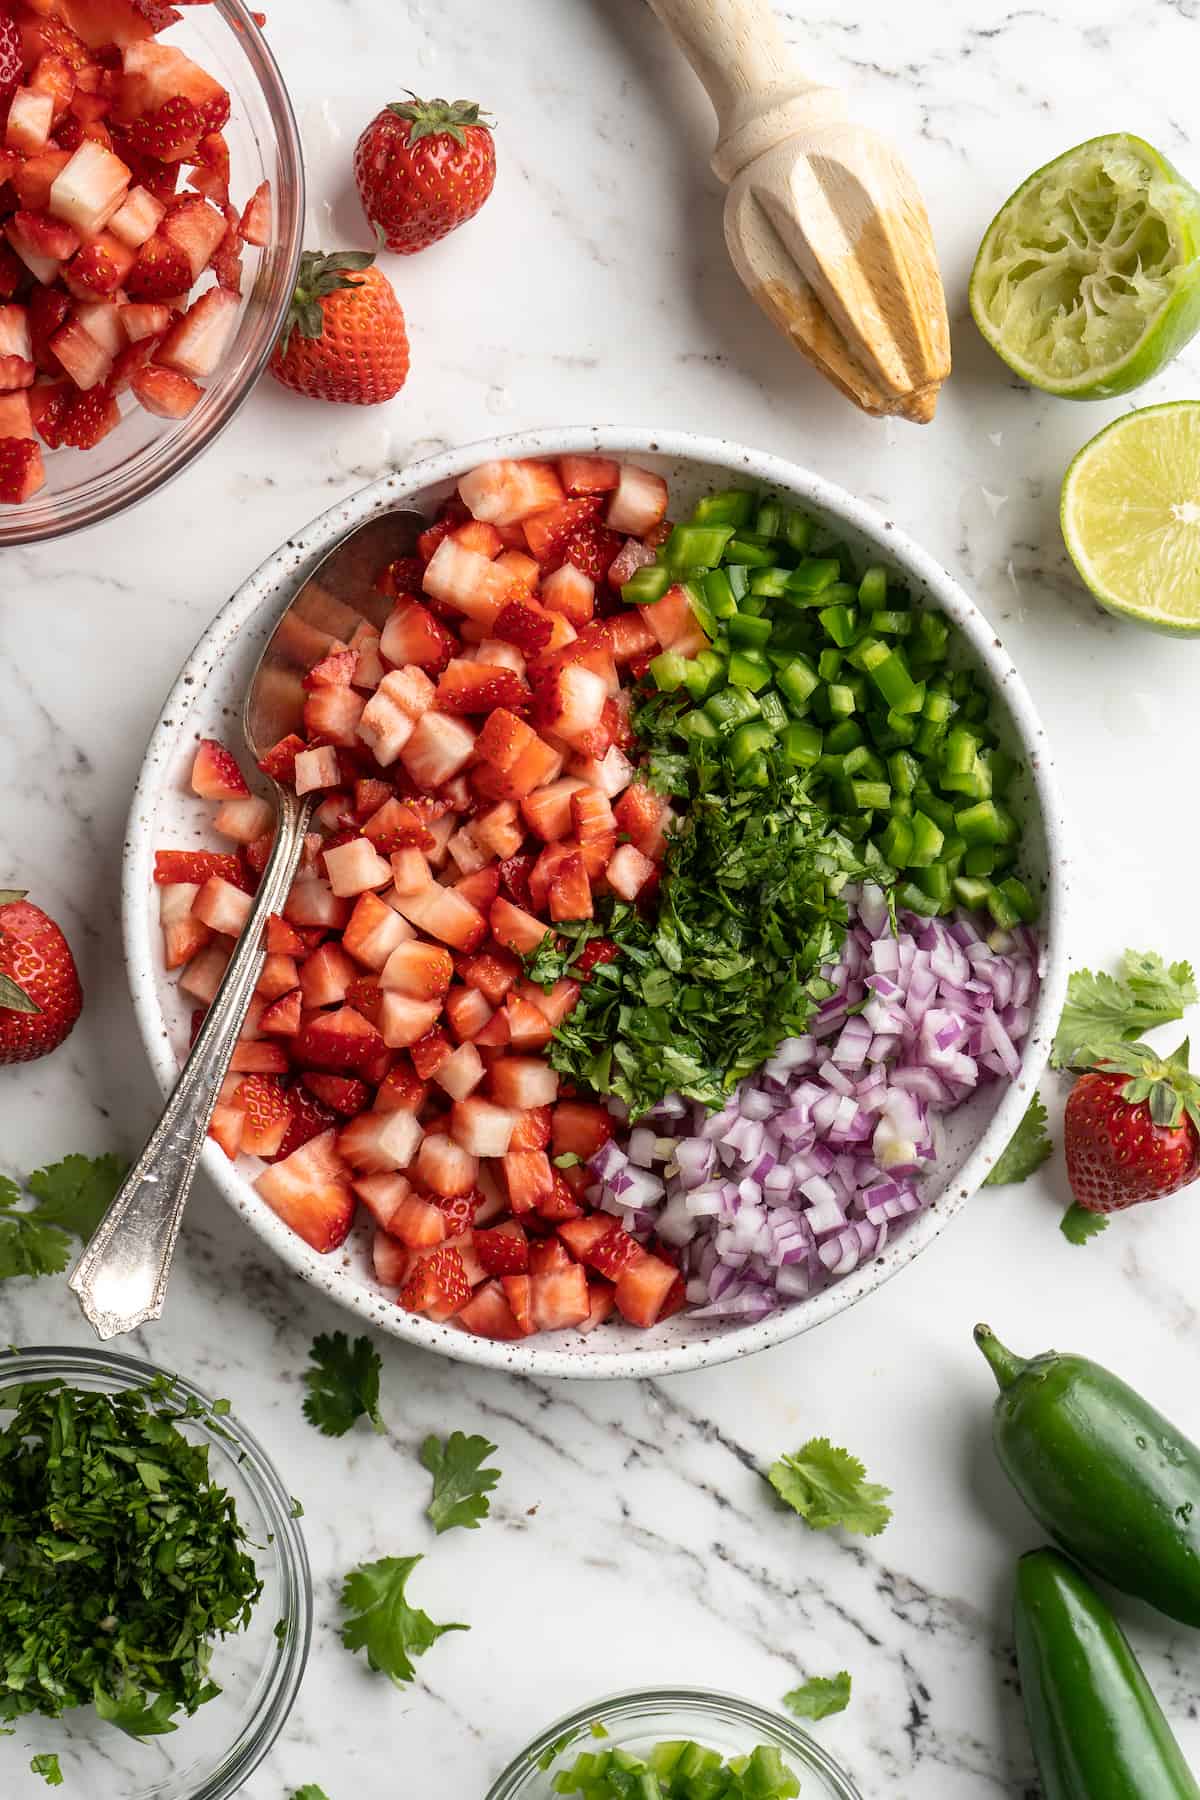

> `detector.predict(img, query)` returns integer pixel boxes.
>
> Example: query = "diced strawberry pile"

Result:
[157,453,719,1340]
[0,0,273,503]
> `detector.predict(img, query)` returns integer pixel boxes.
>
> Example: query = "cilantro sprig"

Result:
[29,1754,63,1788]
[767,1438,892,1537]
[782,1671,852,1721]
[420,1432,501,1534]
[0,1153,125,1280]
[1051,950,1196,1070]
[302,1333,385,1439]
[340,1555,467,1686]
[0,1375,261,1738]
[1060,1202,1108,1245]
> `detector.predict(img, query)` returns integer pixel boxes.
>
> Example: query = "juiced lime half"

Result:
[970,134,1200,398]
[1061,402,1200,633]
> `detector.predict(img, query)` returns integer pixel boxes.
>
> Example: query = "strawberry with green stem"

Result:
[1064,1039,1200,1213]
[269,251,409,406]
[354,95,496,255]
[0,891,83,1065]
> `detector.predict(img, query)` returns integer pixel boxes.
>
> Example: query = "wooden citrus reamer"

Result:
[647,0,951,421]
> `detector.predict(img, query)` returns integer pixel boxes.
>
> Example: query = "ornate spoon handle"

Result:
[69,784,313,1339]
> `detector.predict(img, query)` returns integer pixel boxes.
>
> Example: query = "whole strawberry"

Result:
[1064,1040,1200,1213]
[270,251,409,406]
[354,95,496,255]
[0,891,83,1065]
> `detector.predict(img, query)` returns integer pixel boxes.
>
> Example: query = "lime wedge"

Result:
[970,134,1200,398]
[1061,402,1200,633]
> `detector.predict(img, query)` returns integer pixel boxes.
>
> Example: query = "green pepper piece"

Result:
[649,650,689,693]
[858,564,888,609]
[781,508,814,554]
[728,649,772,692]
[895,879,941,917]
[701,567,739,619]
[729,719,776,769]
[907,809,945,867]
[998,875,1037,923]
[879,815,914,866]
[826,681,857,719]
[781,721,822,767]
[786,557,841,597]
[622,564,673,606]
[678,708,720,744]
[725,535,778,567]
[775,654,820,712]
[661,523,735,570]
[727,612,773,650]
[755,498,784,538]
[682,649,724,701]
[758,689,788,733]
[849,778,890,811]
[1013,1547,1200,1800]
[817,601,858,646]
[956,800,1014,847]
[691,488,756,528]
[704,686,761,734]
[735,750,771,788]
[825,718,864,754]
[748,566,794,598]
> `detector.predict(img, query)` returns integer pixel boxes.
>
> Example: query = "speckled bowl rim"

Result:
[122,426,1070,1380]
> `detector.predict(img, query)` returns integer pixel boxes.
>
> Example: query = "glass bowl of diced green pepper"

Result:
[484,1688,864,1800]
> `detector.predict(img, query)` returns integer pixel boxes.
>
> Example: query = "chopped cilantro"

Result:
[767,1437,892,1537]
[339,1555,467,1686]
[782,1671,852,1721]
[302,1332,384,1438]
[29,1754,63,1787]
[1060,1202,1108,1246]
[0,1376,261,1737]
[0,1154,126,1281]
[419,1431,501,1535]
[293,1788,332,1800]
[983,1092,1052,1186]
[527,742,877,1117]
[1051,951,1196,1070]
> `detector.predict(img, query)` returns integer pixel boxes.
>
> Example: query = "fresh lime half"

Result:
[970,134,1200,398]
[1061,401,1200,633]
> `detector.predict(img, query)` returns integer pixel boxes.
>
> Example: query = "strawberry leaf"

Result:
[0,972,39,1015]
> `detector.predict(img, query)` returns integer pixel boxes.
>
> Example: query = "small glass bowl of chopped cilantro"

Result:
[0,1346,311,1799]
[486,1689,863,1800]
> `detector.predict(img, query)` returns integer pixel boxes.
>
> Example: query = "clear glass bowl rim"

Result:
[1,0,305,549]
[0,1343,313,1800]
[484,1687,865,1800]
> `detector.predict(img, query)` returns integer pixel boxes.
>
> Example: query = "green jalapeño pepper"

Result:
[1015,1549,1200,1800]
[977,1325,1200,1627]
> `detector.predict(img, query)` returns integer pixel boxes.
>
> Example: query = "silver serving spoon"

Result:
[70,509,426,1340]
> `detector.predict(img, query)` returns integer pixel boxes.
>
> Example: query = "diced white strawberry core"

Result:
[6,89,54,155]
[398,712,476,789]
[422,537,512,626]
[415,1131,478,1197]
[568,744,635,798]
[390,848,432,894]
[74,300,124,358]
[107,185,165,248]
[213,795,274,843]
[294,746,340,795]
[379,991,443,1048]
[49,141,133,237]
[356,685,416,767]
[389,881,485,951]
[606,841,657,900]
[490,1056,560,1109]
[606,463,670,537]
[192,875,253,936]
[0,392,33,438]
[337,1109,423,1173]
[449,1098,517,1158]
[433,1043,485,1101]
[157,287,239,379]
[323,838,393,898]
[458,458,564,527]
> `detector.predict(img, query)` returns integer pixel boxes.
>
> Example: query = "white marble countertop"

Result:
[6,0,1200,1794]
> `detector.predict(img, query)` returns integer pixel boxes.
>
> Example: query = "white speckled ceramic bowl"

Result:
[122,428,1069,1379]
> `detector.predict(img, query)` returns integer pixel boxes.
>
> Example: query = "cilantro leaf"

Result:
[339,1555,467,1686]
[0,1154,129,1283]
[293,1789,332,1800]
[25,1154,125,1240]
[1051,952,1197,1069]
[302,1333,384,1439]
[420,1432,501,1534]
[782,1671,852,1721]
[30,1754,63,1787]
[93,1689,181,1738]
[767,1438,892,1536]
[983,1092,1052,1186]
[1060,1202,1108,1246]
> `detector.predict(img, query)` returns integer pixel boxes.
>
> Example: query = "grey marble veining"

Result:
[5,0,1200,1793]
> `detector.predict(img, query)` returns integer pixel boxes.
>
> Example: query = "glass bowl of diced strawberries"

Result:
[0,0,304,546]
